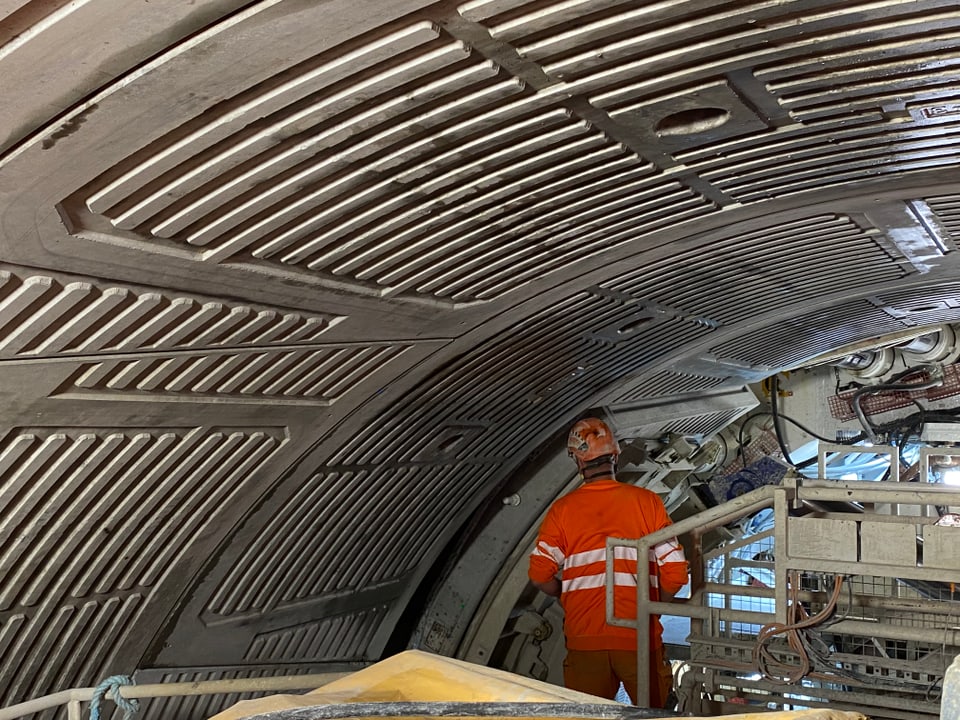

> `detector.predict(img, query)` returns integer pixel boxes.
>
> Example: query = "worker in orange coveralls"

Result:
[528,417,689,708]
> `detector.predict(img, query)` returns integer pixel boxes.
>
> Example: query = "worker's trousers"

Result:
[562,646,673,708]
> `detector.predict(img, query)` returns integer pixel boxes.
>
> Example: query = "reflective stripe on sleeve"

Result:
[532,540,565,565]
[653,538,686,565]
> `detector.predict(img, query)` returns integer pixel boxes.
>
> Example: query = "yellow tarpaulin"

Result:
[209,650,867,720]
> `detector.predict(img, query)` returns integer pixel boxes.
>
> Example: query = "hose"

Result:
[852,365,943,443]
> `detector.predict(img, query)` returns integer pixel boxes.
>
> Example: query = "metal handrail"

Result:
[605,477,960,708]
[605,483,779,707]
[0,673,352,720]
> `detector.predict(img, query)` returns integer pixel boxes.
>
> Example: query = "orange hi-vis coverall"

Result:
[528,479,688,702]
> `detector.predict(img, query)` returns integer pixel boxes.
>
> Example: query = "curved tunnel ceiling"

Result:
[3,0,960,714]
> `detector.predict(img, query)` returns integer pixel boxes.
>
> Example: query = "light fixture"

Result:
[941,468,960,486]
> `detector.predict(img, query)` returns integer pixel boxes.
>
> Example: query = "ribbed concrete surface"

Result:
[2,1,960,716]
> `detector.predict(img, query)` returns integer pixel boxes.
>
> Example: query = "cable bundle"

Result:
[753,573,844,684]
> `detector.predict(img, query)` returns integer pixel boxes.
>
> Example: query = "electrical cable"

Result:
[768,375,835,470]
[770,374,798,468]
[851,365,943,443]
[738,410,865,475]
[925,676,943,702]
[781,574,949,691]
[908,397,927,444]
[741,410,860,447]
[740,372,960,478]
[753,573,845,684]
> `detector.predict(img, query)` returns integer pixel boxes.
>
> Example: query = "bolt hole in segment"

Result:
[656,107,730,136]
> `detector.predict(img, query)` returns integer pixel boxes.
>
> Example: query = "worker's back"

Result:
[530,478,687,651]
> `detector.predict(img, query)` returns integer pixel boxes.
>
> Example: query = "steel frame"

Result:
[605,473,960,713]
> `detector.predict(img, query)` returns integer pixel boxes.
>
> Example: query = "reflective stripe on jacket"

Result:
[528,478,689,652]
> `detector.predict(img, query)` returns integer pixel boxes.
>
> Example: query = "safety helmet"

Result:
[567,417,620,465]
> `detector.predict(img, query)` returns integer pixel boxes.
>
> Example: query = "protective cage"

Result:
[607,464,960,718]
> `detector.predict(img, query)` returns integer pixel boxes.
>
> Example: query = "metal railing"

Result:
[606,474,960,713]
[605,482,780,707]
[0,682,683,720]
[0,673,352,720]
